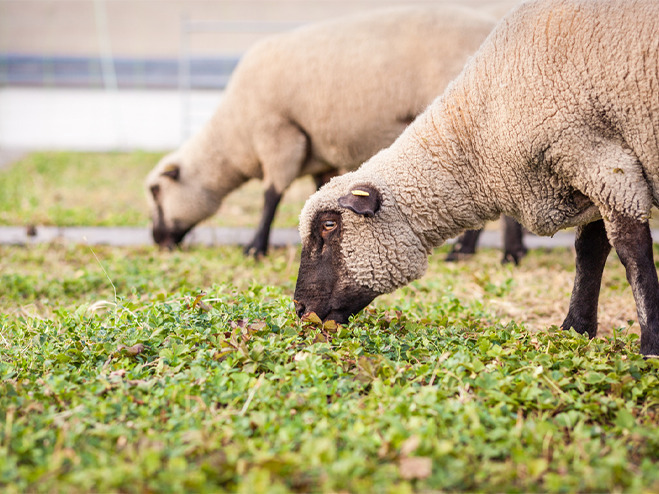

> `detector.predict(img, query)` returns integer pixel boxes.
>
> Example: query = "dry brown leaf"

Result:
[118,343,145,356]
[231,319,248,330]
[301,312,322,325]
[398,456,432,480]
[322,319,338,331]
[248,321,267,332]
[314,333,327,344]
[190,292,207,310]
[400,435,421,457]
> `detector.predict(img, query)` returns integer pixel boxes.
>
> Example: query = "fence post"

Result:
[93,0,121,148]
[179,14,192,143]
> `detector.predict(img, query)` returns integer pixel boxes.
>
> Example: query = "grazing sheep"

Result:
[145,6,498,256]
[294,0,659,356]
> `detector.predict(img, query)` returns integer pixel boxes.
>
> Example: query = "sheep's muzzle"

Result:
[293,215,378,324]
[152,225,192,250]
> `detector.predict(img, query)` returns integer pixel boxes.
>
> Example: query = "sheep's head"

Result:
[145,151,222,249]
[294,175,428,324]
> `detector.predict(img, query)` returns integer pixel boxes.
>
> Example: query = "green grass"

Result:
[1,243,658,493]
[0,151,314,228]
[0,152,157,227]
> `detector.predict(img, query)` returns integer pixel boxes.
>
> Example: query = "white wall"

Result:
[0,88,222,151]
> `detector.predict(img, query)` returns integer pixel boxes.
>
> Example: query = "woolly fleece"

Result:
[299,0,659,295]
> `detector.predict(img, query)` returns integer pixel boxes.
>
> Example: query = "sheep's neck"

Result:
[189,102,256,199]
[375,100,501,252]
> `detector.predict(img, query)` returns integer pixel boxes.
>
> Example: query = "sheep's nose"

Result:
[157,238,177,251]
[294,301,306,319]
[152,228,174,249]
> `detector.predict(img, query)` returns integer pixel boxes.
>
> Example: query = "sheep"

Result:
[145,6,500,256]
[293,0,659,356]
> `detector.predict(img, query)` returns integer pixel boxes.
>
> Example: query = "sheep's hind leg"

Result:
[312,170,338,190]
[244,185,282,258]
[605,212,659,356]
[445,229,482,261]
[561,220,611,338]
[501,216,527,265]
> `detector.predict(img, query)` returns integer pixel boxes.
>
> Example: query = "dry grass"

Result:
[378,245,640,340]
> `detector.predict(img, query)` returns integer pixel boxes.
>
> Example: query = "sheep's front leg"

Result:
[561,220,611,338]
[605,213,659,356]
[245,119,309,258]
[244,185,282,257]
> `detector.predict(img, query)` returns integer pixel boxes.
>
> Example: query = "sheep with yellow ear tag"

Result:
[294,0,659,356]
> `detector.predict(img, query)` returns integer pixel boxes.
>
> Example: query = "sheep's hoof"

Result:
[243,243,267,259]
[501,248,527,265]
[444,251,474,263]
[560,317,597,339]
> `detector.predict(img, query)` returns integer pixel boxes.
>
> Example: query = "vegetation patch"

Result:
[1,151,657,491]
[0,151,314,228]
[0,152,158,227]
[1,244,657,493]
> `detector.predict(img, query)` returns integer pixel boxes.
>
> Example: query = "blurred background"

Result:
[0,0,519,154]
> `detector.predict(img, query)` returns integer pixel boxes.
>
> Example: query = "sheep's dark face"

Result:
[145,152,220,249]
[295,179,429,324]
[294,209,378,324]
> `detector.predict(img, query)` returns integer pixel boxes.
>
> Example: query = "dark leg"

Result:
[561,220,611,338]
[445,229,482,262]
[243,185,282,258]
[501,216,527,265]
[312,170,339,190]
[606,213,659,356]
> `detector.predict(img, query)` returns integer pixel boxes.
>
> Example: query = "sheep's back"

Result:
[430,0,659,230]
[225,6,495,169]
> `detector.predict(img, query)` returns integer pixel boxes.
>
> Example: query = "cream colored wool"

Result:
[299,0,659,295]
[145,6,496,238]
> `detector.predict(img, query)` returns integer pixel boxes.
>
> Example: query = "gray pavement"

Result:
[0,224,582,249]
[5,223,659,250]
[0,225,300,247]
[0,148,26,169]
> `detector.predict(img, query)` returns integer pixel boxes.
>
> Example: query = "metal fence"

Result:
[0,18,305,142]
[0,53,239,90]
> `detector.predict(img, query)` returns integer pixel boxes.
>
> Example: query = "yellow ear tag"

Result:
[351,190,370,197]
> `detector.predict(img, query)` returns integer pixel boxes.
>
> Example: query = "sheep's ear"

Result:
[161,164,180,181]
[338,185,381,217]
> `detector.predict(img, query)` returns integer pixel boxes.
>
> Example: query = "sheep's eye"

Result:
[322,220,337,232]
